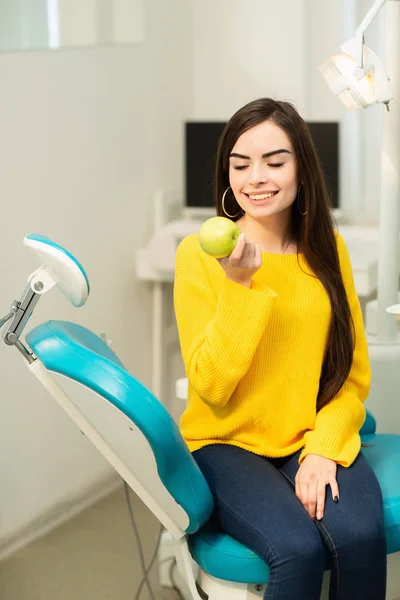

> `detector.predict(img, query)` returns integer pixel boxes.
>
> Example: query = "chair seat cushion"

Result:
[189,520,270,584]
[189,434,400,584]
[361,434,400,555]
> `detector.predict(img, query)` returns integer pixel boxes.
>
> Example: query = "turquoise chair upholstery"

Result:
[27,320,400,585]
[360,409,377,435]
[360,434,400,556]
[26,320,213,534]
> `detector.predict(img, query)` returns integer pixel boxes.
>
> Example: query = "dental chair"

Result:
[2,234,400,600]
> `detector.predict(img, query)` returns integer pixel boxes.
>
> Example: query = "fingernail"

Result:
[317,511,323,520]
[334,496,339,503]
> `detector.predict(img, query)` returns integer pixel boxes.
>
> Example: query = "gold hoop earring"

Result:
[222,186,242,218]
[297,183,307,216]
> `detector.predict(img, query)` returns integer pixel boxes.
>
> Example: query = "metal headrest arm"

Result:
[1,265,57,364]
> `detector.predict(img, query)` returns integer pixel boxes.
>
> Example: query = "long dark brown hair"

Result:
[215,98,354,412]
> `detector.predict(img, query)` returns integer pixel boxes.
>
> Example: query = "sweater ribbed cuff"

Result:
[299,391,366,467]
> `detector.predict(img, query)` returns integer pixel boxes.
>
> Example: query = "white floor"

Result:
[0,484,178,600]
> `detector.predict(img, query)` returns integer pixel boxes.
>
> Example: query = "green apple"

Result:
[198,216,241,258]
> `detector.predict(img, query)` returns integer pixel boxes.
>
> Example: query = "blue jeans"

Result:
[193,444,386,600]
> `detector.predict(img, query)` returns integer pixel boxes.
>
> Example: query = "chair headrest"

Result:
[24,234,89,307]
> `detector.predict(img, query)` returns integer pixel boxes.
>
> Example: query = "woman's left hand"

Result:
[295,454,339,521]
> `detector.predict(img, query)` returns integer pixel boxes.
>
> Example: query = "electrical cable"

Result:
[124,481,184,600]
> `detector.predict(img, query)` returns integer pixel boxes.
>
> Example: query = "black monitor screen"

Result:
[185,121,339,209]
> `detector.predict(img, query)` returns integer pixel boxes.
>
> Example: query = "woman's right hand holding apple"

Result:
[217,233,262,288]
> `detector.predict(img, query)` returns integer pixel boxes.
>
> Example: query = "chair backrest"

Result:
[26,320,214,537]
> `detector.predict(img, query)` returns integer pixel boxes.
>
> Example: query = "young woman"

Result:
[173,98,386,599]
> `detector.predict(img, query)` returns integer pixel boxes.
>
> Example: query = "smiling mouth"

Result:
[245,191,279,201]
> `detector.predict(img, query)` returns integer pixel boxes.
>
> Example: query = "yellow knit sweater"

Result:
[173,232,371,467]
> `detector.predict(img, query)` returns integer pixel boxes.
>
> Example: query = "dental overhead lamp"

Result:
[321,0,400,344]
[320,0,393,111]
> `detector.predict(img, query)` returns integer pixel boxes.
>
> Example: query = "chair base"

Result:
[194,563,400,600]
[197,571,264,600]
[195,570,334,600]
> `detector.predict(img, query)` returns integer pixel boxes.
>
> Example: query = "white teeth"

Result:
[248,192,276,200]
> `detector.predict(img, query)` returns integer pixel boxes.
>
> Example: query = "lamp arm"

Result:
[355,0,387,68]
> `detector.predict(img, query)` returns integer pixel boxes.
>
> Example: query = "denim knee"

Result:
[263,532,325,599]
[322,512,386,565]
[268,528,325,574]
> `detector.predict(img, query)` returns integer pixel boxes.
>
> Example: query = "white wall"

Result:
[191,0,349,121]
[192,0,307,120]
[302,0,344,121]
[0,0,193,549]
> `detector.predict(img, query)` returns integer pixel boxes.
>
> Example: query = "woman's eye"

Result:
[232,163,283,170]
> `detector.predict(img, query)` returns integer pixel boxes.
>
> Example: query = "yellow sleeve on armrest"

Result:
[299,233,371,467]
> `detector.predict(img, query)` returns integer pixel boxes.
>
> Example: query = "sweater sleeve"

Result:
[299,233,371,467]
[173,235,277,408]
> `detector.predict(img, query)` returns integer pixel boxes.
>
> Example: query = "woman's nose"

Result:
[248,164,268,185]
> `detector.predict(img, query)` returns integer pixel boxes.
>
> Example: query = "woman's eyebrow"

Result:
[229,149,292,160]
